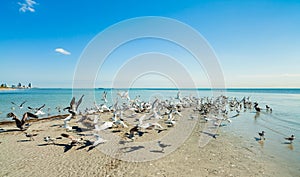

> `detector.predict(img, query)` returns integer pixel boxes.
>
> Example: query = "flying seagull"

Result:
[7,112,38,130]
[88,134,107,151]
[11,100,27,109]
[64,95,84,116]
[28,104,46,116]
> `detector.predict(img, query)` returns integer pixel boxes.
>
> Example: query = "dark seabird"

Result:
[285,135,295,144]
[258,131,265,140]
[7,112,38,130]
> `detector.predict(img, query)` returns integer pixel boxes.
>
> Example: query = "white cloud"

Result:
[55,48,71,55]
[26,0,37,6]
[18,0,37,13]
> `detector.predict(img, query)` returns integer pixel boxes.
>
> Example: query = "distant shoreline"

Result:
[0,87,33,91]
[0,88,16,91]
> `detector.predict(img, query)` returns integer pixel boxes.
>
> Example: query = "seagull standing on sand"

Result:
[254,102,261,112]
[44,136,59,144]
[24,132,38,141]
[285,135,295,144]
[258,131,265,140]
[7,112,38,130]
[61,133,84,146]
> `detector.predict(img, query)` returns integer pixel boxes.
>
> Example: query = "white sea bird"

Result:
[138,115,163,129]
[28,104,46,116]
[55,48,71,55]
[101,91,108,103]
[92,134,107,146]
[175,91,182,101]
[63,95,84,116]
[118,91,130,101]
[96,121,114,131]
[63,114,72,130]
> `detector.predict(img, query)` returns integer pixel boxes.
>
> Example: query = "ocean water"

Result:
[0,88,299,174]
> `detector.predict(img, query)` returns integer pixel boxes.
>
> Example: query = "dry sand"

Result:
[0,111,291,177]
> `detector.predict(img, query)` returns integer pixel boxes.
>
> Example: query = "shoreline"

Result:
[0,111,291,177]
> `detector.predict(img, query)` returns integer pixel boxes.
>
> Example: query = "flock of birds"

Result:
[2,91,296,153]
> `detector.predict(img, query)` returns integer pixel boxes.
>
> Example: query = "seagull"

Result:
[11,101,27,109]
[95,121,114,131]
[63,95,84,116]
[44,136,57,144]
[266,105,272,112]
[101,91,108,103]
[118,91,130,101]
[254,103,261,112]
[127,125,145,139]
[7,112,38,130]
[285,135,295,144]
[28,104,46,116]
[88,134,107,151]
[61,133,83,146]
[175,91,182,101]
[63,114,73,130]
[24,132,38,141]
[258,131,265,140]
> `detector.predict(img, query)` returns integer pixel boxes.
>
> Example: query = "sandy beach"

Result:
[0,110,291,177]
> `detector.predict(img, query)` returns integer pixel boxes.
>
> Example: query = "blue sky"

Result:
[1,0,300,88]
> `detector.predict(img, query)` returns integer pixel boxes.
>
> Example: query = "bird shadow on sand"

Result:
[200,131,219,139]
[17,139,32,142]
[111,130,122,133]
[149,150,164,153]
[0,129,23,133]
[77,140,93,151]
[120,145,145,153]
[38,142,75,152]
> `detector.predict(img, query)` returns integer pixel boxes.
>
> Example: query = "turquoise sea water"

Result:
[0,88,299,175]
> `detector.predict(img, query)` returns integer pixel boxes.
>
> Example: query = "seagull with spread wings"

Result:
[7,112,38,130]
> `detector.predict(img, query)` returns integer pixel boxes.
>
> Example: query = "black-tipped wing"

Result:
[7,112,16,118]
[70,97,75,107]
[22,112,38,123]
[76,95,84,110]
[28,106,33,110]
[11,102,17,106]
[20,101,27,107]
[38,104,46,110]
